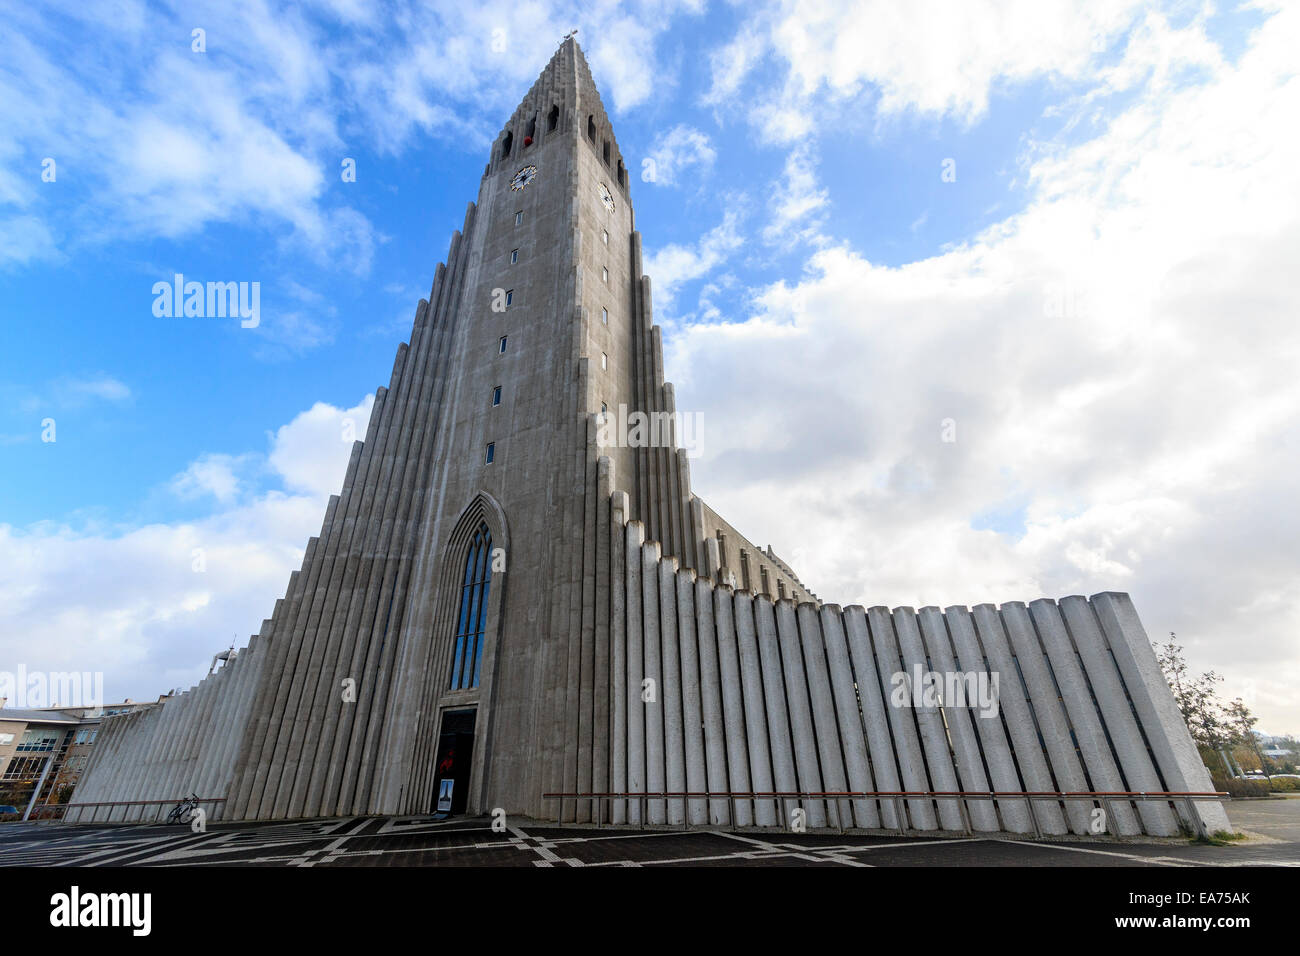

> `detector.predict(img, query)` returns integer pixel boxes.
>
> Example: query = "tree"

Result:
[1155,634,1244,777]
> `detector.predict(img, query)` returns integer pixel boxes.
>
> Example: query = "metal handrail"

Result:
[36,796,226,823]
[540,789,1229,841]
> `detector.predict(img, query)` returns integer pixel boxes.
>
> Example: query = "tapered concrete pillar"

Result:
[1029,598,1141,836]
[625,521,645,824]
[610,494,629,825]
[892,608,963,831]
[714,587,753,827]
[867,606,936,830]
[676,568,708,825]
[819,606,879,829]
[916,607,998,831]
[942,607,1031,833]
[754,597,797,829]
[641,540,666,824]
[695,576,730,825]
[775,600,826,828]
[971,604,1069,835]
[659,559,686,825]
[1060,595,1179,836]
[736,592,778,827]
[843,607,901,829]
[1091,592,1231,835]
[797,603,849,829]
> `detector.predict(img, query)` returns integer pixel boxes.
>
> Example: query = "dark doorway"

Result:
[432,708,477,815]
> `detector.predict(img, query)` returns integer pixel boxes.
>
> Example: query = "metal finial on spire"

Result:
[563,29,578,41]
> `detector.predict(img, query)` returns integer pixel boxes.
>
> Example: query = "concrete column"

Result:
[641,540,666,824]
[867,606,936,830]
[1091,592,1231,835]
[592,461,614,819]
[1028,598,1141,836]
[755,596,798,829]
[942,607,1031,833]
[625,521,645,824]
[797,603,849,829]
[1060,595,1179,835]
[819,606,879,829]
[714,586,753,827]
[610,494,628,824]
[970,604,1069,834]
[891,608,964,831]
[676,568,708,825]
[695,576,730,825]
[736,592,778,827]
[915,608,998,831]
[843,607,901,829]
[659,559,686,825]
[775,600,826,828]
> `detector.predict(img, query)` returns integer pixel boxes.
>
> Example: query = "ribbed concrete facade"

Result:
[66,40,1227,838]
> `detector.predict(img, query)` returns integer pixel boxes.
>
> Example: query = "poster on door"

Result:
[437,778,454,812]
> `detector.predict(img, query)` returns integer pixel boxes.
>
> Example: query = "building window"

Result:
[602,267,608,283]
[602,229,608,245]
[485,443,495,464]
[449,522,493,691]
[501,131,513,159]
[515,210,523,225]
[601,307,608,324]
[601,352,607,370]
[510,248,518,264]
[499,336,507,353]
[548,104,559,131]
[492,386,502,406]
[603,140,611,166]
[587,115,596,143]
[505,289,513,307]
[601,402,608,418]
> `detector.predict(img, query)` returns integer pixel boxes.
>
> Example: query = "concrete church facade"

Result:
[67,40,1228,839]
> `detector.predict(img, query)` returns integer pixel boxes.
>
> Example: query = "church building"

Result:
[67,39,1228,840]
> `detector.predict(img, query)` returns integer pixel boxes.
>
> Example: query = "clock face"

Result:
[599,182,615,213]
[510,165,537,191]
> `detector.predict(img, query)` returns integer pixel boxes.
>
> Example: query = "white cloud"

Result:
[762,145,829,246]
[169,454,252,505]
[643,209,745,311]
[670,5,1300,730]
[645,125,717,187]
[0,393,374,702]
[269,395,375,498]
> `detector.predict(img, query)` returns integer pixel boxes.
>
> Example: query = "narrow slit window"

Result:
[601,352,607,370]
[505,289,513,307]
[499,335,508,353]
[601,307,608,325]
[510,248,518,264]
[548,104,559,131]
[602,267,608,283]
[515,210,523,225]
[492,386,502,406]
[602,229,608,245]
[485,443,495,464]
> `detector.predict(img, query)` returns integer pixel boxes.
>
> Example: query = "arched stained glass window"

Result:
[449,522,493,690]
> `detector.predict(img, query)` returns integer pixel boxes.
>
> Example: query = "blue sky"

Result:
[1,1,1296,732]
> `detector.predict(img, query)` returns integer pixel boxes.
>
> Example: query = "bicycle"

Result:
[166,792,200,825]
